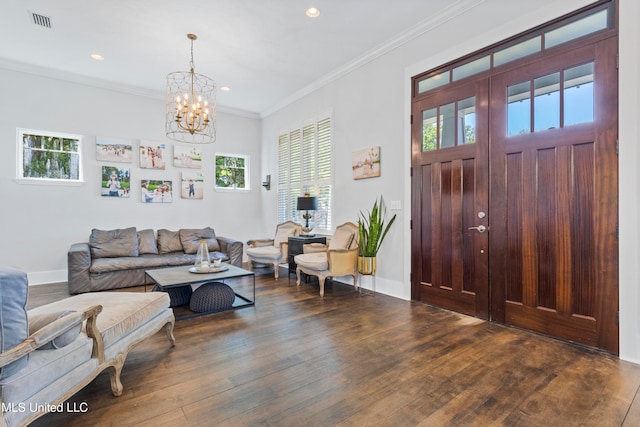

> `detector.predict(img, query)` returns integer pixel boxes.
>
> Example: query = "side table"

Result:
[288,235,327,279]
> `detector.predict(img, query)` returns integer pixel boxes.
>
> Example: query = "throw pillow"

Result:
[329,228,355,250]
[89,227,139,258]
[0,267,29,379]
[28,310,82,350]
[179,228,221,254]
[138,229,159,255]
[157,229,184,254]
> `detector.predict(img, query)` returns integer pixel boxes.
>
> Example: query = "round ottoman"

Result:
[189,282,236,313]
[152,284,192,308]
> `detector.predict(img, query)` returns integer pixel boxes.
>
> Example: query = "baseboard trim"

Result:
[27,269,67,286]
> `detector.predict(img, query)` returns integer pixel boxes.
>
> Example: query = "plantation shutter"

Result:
[277,115,332,230]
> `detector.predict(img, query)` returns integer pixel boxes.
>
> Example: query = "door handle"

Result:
[468,225,487,233]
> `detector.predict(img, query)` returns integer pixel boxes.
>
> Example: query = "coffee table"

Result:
[145,264,255,319]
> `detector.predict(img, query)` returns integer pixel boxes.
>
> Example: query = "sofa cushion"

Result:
[28,310,82,350]
[328,228,355,250]
[0,267,29,379]
[157,229,183,254]
[179,228,221,254]
[137,229,158,255]
[246,245,282,261]
[294,252,328,271]
[89,227,139,258]
[89,252,229,274]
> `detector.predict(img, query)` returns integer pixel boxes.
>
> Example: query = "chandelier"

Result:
[166,34,216,144]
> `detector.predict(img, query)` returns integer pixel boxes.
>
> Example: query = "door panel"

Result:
[412,81,489,319]
[489,39,618,352]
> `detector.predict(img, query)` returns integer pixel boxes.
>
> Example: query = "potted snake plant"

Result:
[357,196,396,275]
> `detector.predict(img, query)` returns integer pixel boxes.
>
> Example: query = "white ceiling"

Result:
[0,0,462,115]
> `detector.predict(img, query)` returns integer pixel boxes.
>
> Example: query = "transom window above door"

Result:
[422,96,476,151]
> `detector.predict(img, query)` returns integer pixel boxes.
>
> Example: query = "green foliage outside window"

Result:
[215,155,247,189]
[422,123,475,151]
[21,132,81,180]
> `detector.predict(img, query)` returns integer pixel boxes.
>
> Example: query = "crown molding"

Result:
[260,0,486,118]
[0,58,260,120]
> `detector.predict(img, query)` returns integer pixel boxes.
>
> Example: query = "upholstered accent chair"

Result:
[246,221,302,279]
[294,222,359,297]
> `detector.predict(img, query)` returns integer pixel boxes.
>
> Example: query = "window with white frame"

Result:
[17,128,83,184]
[277,116,332,231]
[215,153,250,190]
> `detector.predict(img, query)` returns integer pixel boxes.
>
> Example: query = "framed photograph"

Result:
[17,128,83,183]
[139,141,166,169]
[101,166,130,197]
[141,180,173,203]
[95,137,133,163]
[181,172,204,199]
[352,146,380,180]
[174,145,202,169]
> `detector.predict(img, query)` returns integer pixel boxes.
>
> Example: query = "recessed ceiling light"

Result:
[90,53,104,61]
[306,7,320,18]
[220,86,231,92]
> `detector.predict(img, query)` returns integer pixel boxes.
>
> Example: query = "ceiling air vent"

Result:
[30,12,52,29]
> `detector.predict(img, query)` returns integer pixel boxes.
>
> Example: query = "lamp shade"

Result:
[297,196,317,211]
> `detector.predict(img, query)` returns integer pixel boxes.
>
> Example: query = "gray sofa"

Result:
[0,266,175,427]
[68,227,243,294]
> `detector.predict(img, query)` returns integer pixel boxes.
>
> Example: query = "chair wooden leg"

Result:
[318,277,326,297]
[296,267,302,286]
[273,262,279,280]
[352,273,358,291]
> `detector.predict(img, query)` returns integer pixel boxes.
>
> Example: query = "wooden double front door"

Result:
[411,36,618,353]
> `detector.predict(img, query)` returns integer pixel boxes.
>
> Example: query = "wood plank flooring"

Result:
[27,267,640,427]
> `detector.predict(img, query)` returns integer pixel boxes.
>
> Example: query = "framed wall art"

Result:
[173,145,202,169]
[141,180,173,203]
[101,166,130,197]
[352,146,380,180]
[96,137,133,163]
[181,172,204,199]
[140,141,166,169]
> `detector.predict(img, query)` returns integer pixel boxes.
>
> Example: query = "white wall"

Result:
[618,0,640,364]
[262,0,640,362]
[0,68,263,284]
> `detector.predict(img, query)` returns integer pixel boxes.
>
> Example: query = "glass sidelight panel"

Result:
[422,108,438,151]
[534,72,560,131]
[439,102,456,148]
[507,81,531,136]
[458,97,476,144]
[564,62,594,126]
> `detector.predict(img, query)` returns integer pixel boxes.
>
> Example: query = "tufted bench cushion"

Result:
[28,292,172,361]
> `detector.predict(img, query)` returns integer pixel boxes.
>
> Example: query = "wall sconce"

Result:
[262,174,271,190]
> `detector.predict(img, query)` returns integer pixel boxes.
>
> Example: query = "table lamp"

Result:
[297,194,317,235]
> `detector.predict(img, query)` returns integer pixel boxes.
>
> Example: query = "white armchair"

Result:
[294,222,359,296]
[246,221,302,279]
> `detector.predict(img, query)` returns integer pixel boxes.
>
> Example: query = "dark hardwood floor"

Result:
[28,266,640,427]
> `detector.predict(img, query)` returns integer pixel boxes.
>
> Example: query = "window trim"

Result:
[213,152,250,192]
[15,128,84,186]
